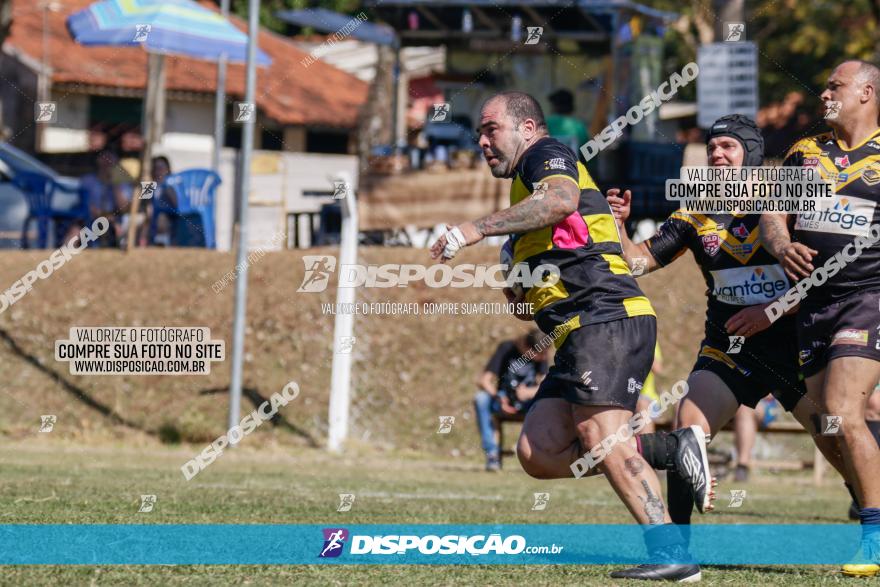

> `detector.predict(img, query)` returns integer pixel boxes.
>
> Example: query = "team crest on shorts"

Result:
[701,234,720,256]
[627,377,643,394]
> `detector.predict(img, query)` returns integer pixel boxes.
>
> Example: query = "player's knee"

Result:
[575,418,606,450]
[823,395,860,421]
[516,439,552,479]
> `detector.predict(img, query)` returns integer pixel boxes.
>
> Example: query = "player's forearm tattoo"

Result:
[624,456,645,477]
[760,214,792,260]
[473,183,577,236]
[639,480,665,525]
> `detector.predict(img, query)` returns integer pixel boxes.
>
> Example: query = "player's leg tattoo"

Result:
[640,479,666,525]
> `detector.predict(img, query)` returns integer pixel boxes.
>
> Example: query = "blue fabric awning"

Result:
[276,8,397,47]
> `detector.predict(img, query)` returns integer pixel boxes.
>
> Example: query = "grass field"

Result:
[0,441,862,586]
[0,248,865,584]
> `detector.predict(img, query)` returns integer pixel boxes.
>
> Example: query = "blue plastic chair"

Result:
[152,169,220,249]
[12,171,90,249]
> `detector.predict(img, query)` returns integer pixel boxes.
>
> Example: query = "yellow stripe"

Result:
[669,209,700,231]
[585,213,621,244]
[623,296,656,318]
[510,175,532,205]
[525,276,570,314]
[601,253,631,275]
[513,228,553,264]
[540,173,580,188]
[835,127,880,152]
[835,155,880,190]
[576,162,599,190]
[699,345,737,370]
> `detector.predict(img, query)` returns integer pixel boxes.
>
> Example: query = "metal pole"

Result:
[390,41,401,153]
[228,0,259,441]
[211,0,231,172]
[327,173,357,452]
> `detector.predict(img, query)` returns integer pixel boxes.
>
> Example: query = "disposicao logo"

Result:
[319,528,349,558]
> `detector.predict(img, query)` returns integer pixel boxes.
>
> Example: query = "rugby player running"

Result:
[607,115,849,544]
[430,91,710,582]
[761,60,880,577]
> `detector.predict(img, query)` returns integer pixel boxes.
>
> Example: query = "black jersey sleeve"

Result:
[519,139,580,188]
[644,210,694,266]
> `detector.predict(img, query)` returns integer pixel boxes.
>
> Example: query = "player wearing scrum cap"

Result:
[608,114,848,551]
[430,91,709,582]
[761,60,880,577]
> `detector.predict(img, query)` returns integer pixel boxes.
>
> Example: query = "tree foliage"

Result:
[647,0,880,105]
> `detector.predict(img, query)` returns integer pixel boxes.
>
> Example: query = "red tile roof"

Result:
[6,0,368,127]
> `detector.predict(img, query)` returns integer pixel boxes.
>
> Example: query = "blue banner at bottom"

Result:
[0,524,872,565]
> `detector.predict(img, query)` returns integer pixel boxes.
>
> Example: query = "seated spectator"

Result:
[150,155,177,247]
[148,156,207,247]
[79,149,134,247]
[474,329,549,471]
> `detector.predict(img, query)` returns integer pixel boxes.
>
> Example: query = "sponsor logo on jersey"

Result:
[862,165,880,186]
[544,157,566,170]
[710,265,790,306]
[731,223,749,239]
[803,157,820,167]
[701,234,720,256]
[796,195,875,236]
[834,155,851,168]
[868,141,880,151]
[831,329,869,346]
[837,172,849,183]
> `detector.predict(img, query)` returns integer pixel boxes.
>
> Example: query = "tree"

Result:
[647,0,880,105]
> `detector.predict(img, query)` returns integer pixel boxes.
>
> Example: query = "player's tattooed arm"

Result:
[473,177,579,236]
[760,213,817,280]
[759,213,792,260]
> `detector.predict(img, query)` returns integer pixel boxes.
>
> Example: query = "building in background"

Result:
[0,0,367,157]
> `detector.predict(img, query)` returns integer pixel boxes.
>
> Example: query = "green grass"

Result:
[0,441,863,585]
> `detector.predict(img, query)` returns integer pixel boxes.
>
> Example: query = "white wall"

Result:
[42,93,89,153]
[162,147,358,252]
[160,100,216,152]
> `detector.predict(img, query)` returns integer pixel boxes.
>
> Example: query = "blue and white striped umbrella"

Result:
[67,0,271,65]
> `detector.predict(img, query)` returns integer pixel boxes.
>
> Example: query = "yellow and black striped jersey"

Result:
[646,209,795,337]
[508,137,654,344]
[784,128,880,303]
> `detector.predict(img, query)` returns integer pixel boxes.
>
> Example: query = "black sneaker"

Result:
[733,464,750,483]
[610,564,701,582]
[612,538,701,581]
[671,425,713,514]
